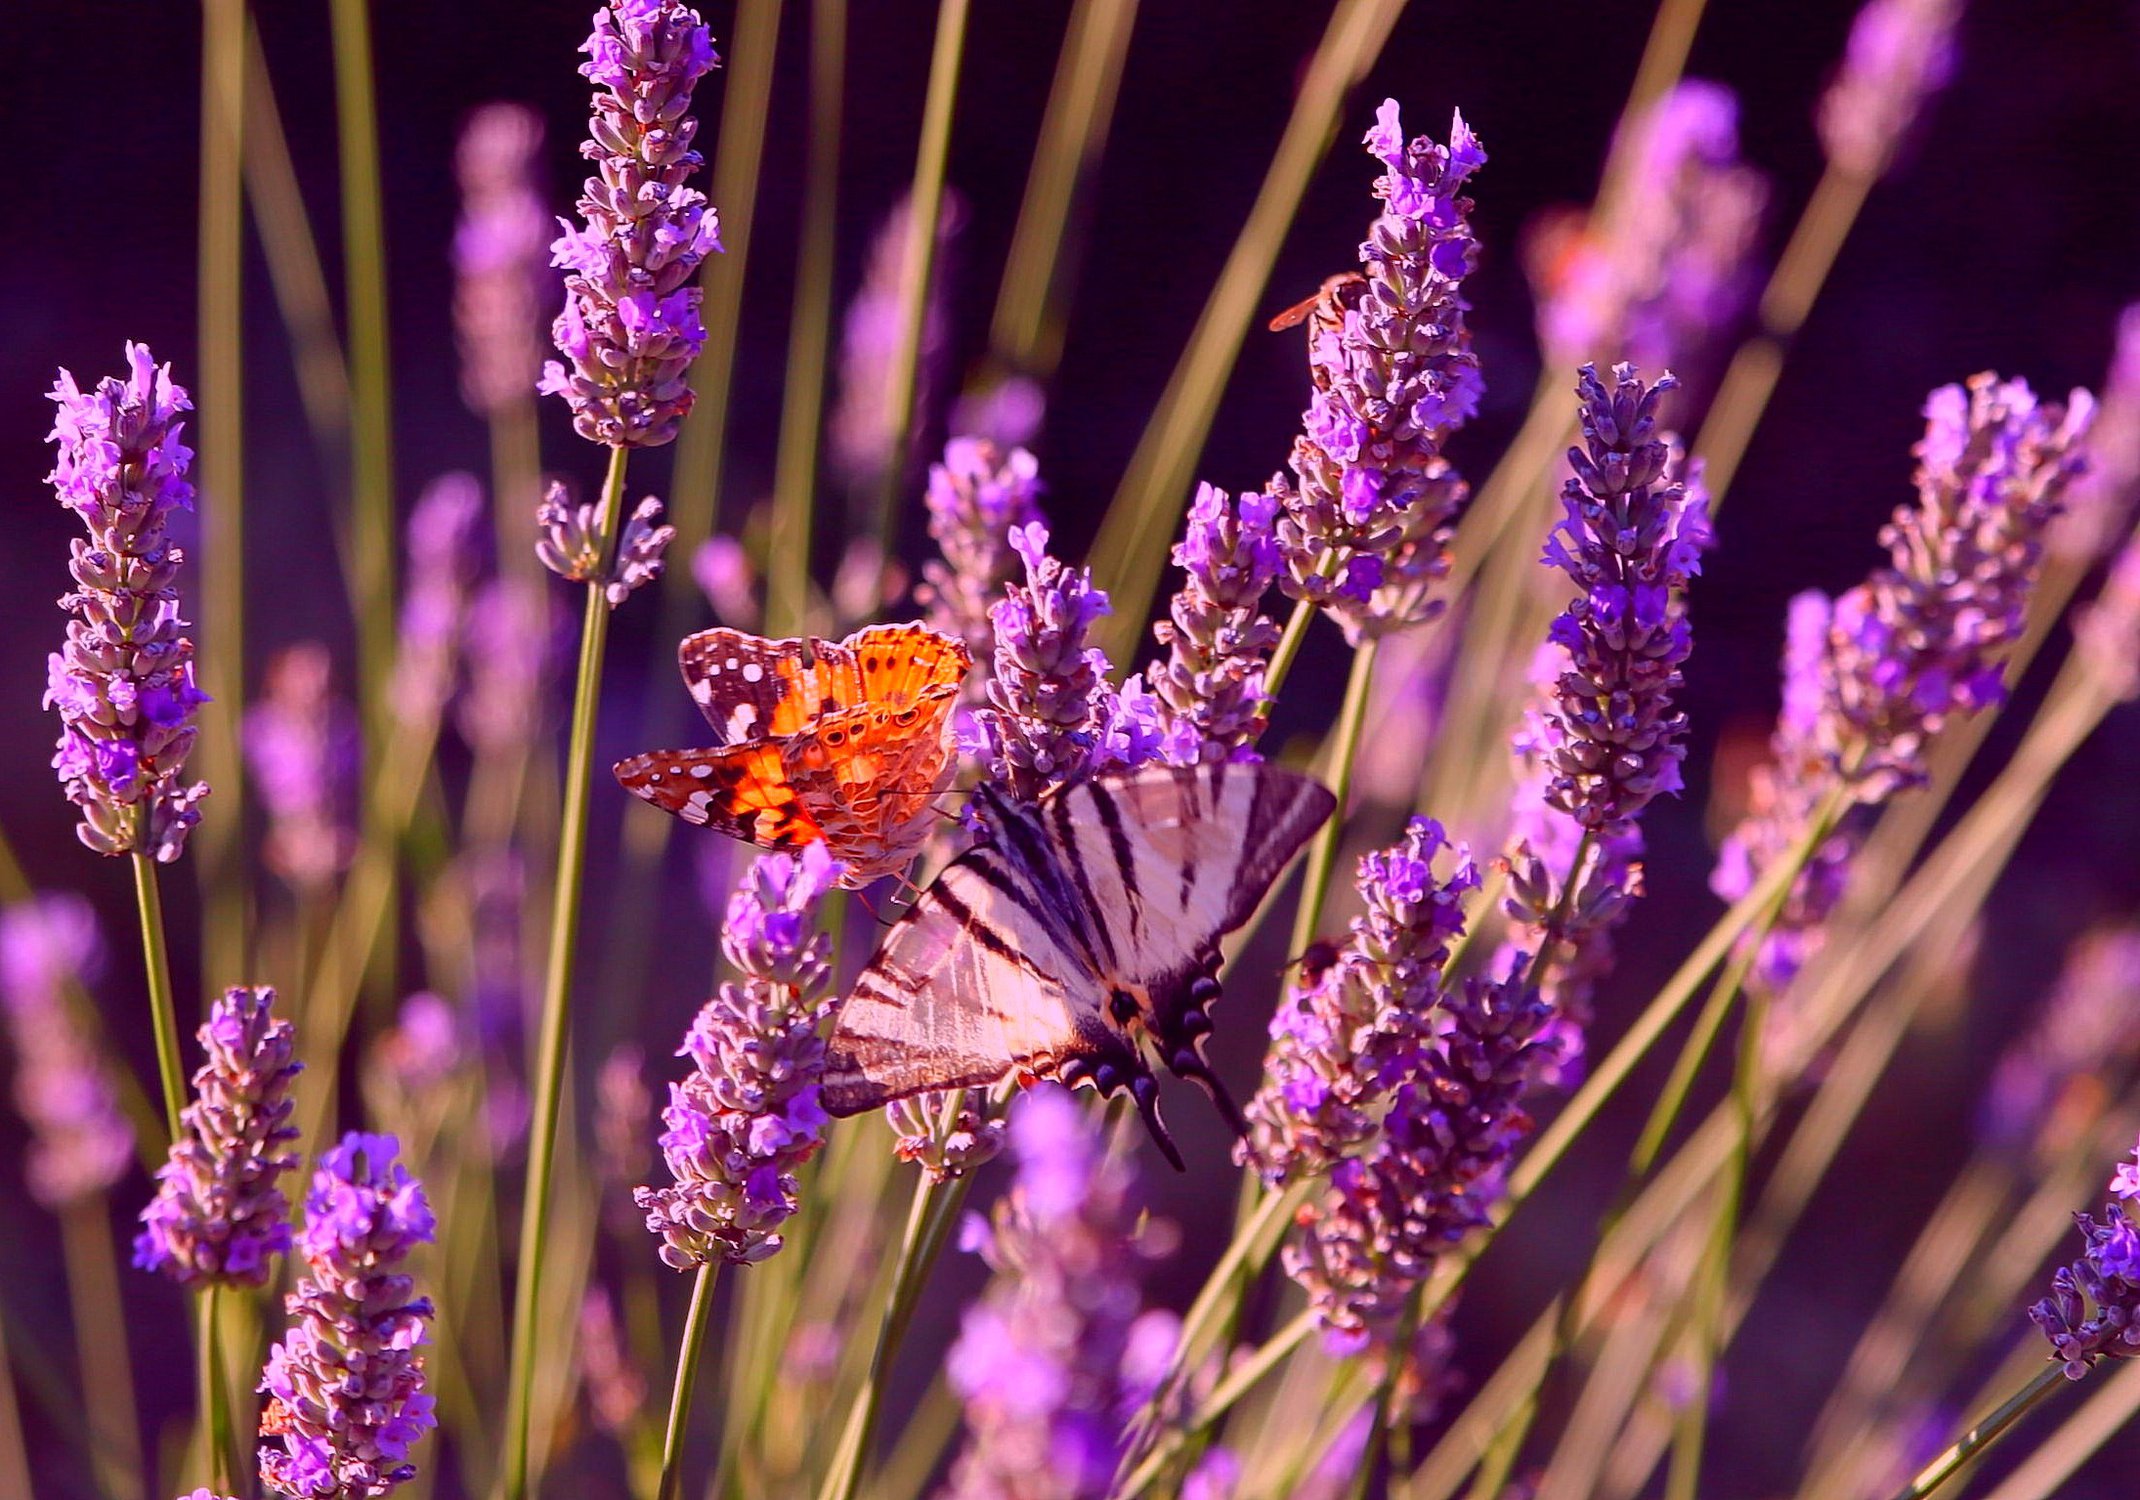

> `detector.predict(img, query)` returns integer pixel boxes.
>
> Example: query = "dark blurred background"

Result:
[3,2,2138,1495]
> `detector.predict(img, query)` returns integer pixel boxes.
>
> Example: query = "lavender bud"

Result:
[916,437,1044,667]
[886,1092,1006,1183]
[134,987,302,1288]
[259,1132,438,1496]
[1817,0,1961,182]
[0,895,130,1210]
[2031,1136,2140,1377]
[44,344,211,861]
[1151,480,1285,765]
[539,1,722,448]
[454,103,553,417]
[537,480,674,607]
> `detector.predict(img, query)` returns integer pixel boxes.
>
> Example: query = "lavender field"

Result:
[3,2,2139,1497]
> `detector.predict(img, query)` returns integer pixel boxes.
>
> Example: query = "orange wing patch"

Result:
[620,621,967,886]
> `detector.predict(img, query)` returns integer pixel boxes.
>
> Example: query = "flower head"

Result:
[0,895,130,1210]
[2032,1139,2140,1378]
[260,1132,437,1496]
[1150,480,1285,765]
[1978,928,2140,1162]
[1818,0,1961,181]
[44,344,210,860]
[454,103,553,416]
[246,644,361,893]
[539,1,722,447]
[831,191,964,487]
[135,987,303,1288]
[1277,101,1484,642]
[636,843,843,1267]
[917,437,1044,667]
[537,481,677,606]
[395,473,486,724]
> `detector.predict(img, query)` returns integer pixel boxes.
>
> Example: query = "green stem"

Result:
[503,442,632,1500]
[1286,637,1378,958]
[817,1171,971,1500]
[1886,1365,2070,1500]
[131,852,184,1144]
[1261,597,1318,706]
[766,0,845,636]
[1628,928,1768,1181]
[656,1262,722,1500]
[61,1198,144,1500]
[870,0,971,552]
[199,1286,236,1493]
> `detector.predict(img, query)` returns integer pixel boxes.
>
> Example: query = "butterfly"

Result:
[614,622,971,886]
[820,761,1337,1168]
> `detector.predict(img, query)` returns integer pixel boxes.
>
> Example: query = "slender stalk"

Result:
[199,1286,236,1492]
[816,1171,971,1500]
[657,1262,722,1500]
[0,1302,31,1500]
[60,1198,143,1500]
[1286,638,1378,956]
[870,0,971,552]
[196,0,249,998]
[131,853,185,1143]
[1980,1357,2140,1500]
[1260,598,1318,713]
[1886,1366,2070,1500]
[766,0,845,636]
[504,442,632,1500]
[1088,0,1408,664]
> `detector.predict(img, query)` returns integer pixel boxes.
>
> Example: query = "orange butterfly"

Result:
[614,622,971,886]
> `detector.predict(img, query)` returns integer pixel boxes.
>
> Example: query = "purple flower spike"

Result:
[1152,479,1286,765]
[2033,1140,2140,1377]
[395,473,487,725]
[1243,819,1478,1185]
[539,1,722,448]
[1276,100,1484,642]
[455,103,553,416]
[831,192,965,487]
[0,895,130,1211]
[636,843,843,1267]
[1978,927,2140,1162]
[44,344,211,861]
[939,1087,1175,1500]
[1530,82,1768,381]
[260,1132,437,1497]
[917,437,1044,667]
[246,644,361,894]
[1818,0,1961,182]
[1716,373,2093,996]
[135,986,303,1288]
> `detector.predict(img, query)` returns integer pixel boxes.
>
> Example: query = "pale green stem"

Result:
[816,1171,972,1500]
[1286,638,1379,956]
[1261,597,1318,710]
[1087,0,1408,664]
[657,1262,723,1500]
[61,1198,143,1500]
[131,852,185,1143]
[766,0,845,636]
[503,442,632,1500]
[199,1285,236,1493]
[870,0,971,552]
[1886,1366,2070,1500]
[197,0,249,1000]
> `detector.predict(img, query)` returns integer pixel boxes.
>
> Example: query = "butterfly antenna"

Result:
[1129,1074,1185,1173]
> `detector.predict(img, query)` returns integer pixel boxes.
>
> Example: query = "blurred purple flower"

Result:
[2032,1137,2140,1377]
[367,993,467,1118]
[43,343,210,861]
[1277,100,1484,642]
[1529,82,1767,382]
[636,843,842,1267]
[1818,0,1961,181]
[831,190,965,487]
[456,575,557,755]
[260,1132,437,1496]
[2053,305,2140,566]
[135,986,302,1288]
[1244,818,1478,1185]
[1715,373,2094,994]
[0,895,130,1211]
[245,643,360,893]
[939,1087,1174,1500]
[692,534,760,629]
[595,1042,654,1222]
[917,437,1044,667]
[540,0,722,448]
[579,1283,650,1438]
[949,375,1046,454]
[1150,480,1285,765]
[454,103,553,417]
[1978,926,2140,1162]
[395,473,486,725]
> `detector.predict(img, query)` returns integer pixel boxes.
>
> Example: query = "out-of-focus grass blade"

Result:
[1087,0,1408,670]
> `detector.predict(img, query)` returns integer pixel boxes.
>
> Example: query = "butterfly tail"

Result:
[1130,1073,1185,1173]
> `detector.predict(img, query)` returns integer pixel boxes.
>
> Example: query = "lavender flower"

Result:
[636,843,842,1267]
[43,344,210,861]
[540,0,722,448]
[964,523,1159,798]
[1715,374,2093,993]
[1817,0,1962,182]
[245,644,360,893]
[1150,480,1285,765]
[0,895,130,1210]
[938,1087,1174,1500]
[578,1284,650,1438]
[2052,304,2140,566]
[1529,83,1768,381]
[948,375,1046,453]
[595,1042,653,1205]
[456,576,557,754]
[2031,1135,2140,1377]
[1276,100,1484,641]
[692,535,760,628]
[395,473,486,724]
[1978,927,2140,1163]
[830,191,964,487]
[454,103,553,416]
[1243,819,1478,1185]
[363,993,468,1140]
[536,481,677,605]
[916,437,1044,665]
[887,1092,1006,1183]
[135,986,302,1287]
[260,1132,437,1497]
